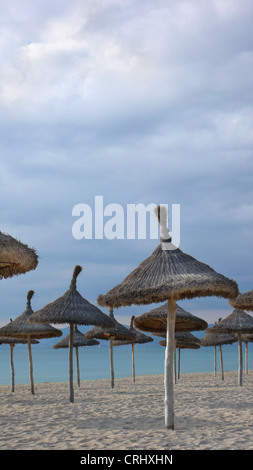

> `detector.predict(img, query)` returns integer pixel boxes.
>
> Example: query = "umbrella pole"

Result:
[245,341,248,375]
[27,334,35,395]
[110,338,114,389]
[76,346,80,387]
[238,332,243,386]
[164,298,176,430]
[10,344,15,392]
[177,347,181,380]
[214,346,217,377]
[174,343,177,384]
[69,324,74,402]
[219,345,224,380]
[132,344,135,383]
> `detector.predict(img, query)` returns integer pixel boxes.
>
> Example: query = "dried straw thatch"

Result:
[0,291,61,394]
[0,335,39,392]
[29,266,113,402]
[230,290,253,311]
[133,302,208,334]
[84,308,136,388]
[54,326,99,387]
[98,205,238,430]
[0,231,38,279]
[207,309,253,386]
[112,316,153,383]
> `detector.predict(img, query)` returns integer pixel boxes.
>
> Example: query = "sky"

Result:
[0,0,253,328]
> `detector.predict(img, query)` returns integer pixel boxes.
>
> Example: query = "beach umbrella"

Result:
[53,325,99,387]
[113,315,153,382]
[242,334,253,375]
[84,308,136,388]
[133,302,208,335]
[0,333,39,392]
[158,332,200,381]
[0,291,61,394]
[230,290,253,311]
[0,231,38,279]
[28,265,114,402]
[200,325,237,380]
[98,205,238,429]
[207,309,253,385]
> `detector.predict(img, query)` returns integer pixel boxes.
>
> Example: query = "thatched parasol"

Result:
[0,231,38,279]
[158,332,200,381]
[133,302,208,335]
[53,325,99,387]
[84,308,136,388]
[201,323,237,380]
[206,309,253,385]
[0,333,39,392]
[98,205,238,429]
[0,291,61,394]
[230,290,253,311]
[113,315,153,382]
[242,334,253,375]
[29,265,114,402]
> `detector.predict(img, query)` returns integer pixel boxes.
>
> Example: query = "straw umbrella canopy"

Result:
[29,265,114,402]
[53,325,99,387]
[201,326,237,380]
[98,205,238,429]
[0,231,38,279]
[0,291,61,394]
[0,333,39,392]
[206,309,253,385]
[84,308,136,388]
[113,315,153,382]
[133,302,208,335]
[230,290,253,311]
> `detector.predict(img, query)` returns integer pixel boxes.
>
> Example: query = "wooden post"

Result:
[238,332,243,386]
[177,347,181,380]
[110,338,114,389]
[76,346,80,387]
[10,344,15,392]
[69,323,74,402]
[164,298,176,429]
[214,346,217,377]
[27,334,35,395]
[219,345,224,380]
[132,344,136,383]
[245,341,248,375]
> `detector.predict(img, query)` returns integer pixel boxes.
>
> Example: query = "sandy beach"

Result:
[0,371,252,451]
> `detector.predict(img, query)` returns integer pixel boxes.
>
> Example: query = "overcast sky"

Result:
[1,0,253,327]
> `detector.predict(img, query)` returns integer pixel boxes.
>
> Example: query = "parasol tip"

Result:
[70,265,82,289]
[26,290,34,307]
[154,205,171,242]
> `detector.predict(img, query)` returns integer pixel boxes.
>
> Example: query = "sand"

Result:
[0,371,252,450]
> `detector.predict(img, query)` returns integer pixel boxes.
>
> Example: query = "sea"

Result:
[0,327,252,386]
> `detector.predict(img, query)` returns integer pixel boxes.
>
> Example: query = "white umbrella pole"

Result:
[214,346,217,377]
[238,332,243,386]
[132,344,135,383]
[110,338,114,389]
[219,345,224,380]
[27,334,35,395]
[245,341,248,375]
[177,347,181,380]
[69,324,74,402]
[164,298,176,429]
[76,346,80,387]
[10,344,15,392]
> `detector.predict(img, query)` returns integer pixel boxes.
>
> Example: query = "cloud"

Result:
[0,0,253,326]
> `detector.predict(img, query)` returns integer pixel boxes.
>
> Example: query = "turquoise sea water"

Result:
[0,342,252,386]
